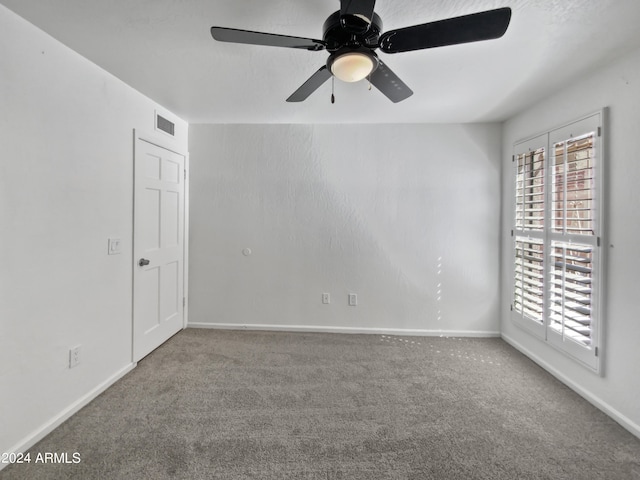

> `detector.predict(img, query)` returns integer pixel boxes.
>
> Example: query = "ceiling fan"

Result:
[211,1,511,103]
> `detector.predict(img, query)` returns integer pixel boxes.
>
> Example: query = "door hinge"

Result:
[597,236,601,247]
[512,154,515,162]
[595,346,599,357]
[510,304,513,311]
[597,126,602,137]
[511,230,514,237]
[184,169,187,180]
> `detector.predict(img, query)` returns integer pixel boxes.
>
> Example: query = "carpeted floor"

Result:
[2,329,639,479]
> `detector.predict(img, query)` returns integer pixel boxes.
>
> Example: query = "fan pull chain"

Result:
[368,75,372,91]
[331,76,335,104]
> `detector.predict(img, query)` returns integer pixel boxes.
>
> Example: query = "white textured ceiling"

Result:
[2,0,640,123]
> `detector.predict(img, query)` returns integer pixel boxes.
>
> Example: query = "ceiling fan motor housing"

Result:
[322,10,383,52]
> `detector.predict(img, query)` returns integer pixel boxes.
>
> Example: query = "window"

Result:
[511,112,603,371]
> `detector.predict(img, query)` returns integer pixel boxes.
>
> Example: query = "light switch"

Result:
[108,238,122,255]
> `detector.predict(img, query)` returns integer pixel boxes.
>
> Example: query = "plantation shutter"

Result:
[512,136,547,336]
[549,242,593,346]
[551,133,596,236]
[515,147,545,232]
[511,112,603,371]
[546,119,601,369]
[513,238,544,323]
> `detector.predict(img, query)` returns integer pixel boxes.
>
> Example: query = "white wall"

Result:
[188,123,502,336]
[500,48,640,436]
[0,5,187,458]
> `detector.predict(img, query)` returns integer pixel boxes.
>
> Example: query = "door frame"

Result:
[132,129,189,362]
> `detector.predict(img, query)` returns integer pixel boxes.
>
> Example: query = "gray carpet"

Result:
[2,329,639,479]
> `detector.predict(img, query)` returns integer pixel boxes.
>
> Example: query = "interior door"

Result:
[133,136,185,362]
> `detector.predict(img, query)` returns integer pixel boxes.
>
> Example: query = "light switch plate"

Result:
[108,238,122,255]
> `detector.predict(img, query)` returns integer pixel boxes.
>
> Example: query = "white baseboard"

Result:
[187,322,501,338]
[502,333,640,440]
[1,363,136,471]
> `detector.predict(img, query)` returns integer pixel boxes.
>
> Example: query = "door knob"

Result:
[138,258,150,267]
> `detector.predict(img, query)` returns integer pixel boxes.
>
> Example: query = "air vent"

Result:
[156,114,175,136]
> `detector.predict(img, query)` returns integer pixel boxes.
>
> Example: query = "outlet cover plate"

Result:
[348,293,357,306]
[69,345,81,368]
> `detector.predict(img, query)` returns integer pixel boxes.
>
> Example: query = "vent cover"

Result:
[156,114,175,136]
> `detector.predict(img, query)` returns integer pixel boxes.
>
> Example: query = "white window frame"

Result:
[511,111,605,372]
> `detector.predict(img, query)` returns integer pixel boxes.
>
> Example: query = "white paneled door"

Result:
[133,136,185,362]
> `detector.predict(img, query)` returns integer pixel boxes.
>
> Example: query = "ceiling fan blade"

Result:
[286,66,333,102]
[379,7,512,54]
[369,60,413,103]
[340,0,377,33]
[211,27,325,51]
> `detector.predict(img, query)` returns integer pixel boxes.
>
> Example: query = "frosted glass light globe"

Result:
[331,52,375,82]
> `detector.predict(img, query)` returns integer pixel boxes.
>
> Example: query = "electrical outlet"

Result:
[69,345,81,368]
[322,293,330,304]
[348,293,357,306]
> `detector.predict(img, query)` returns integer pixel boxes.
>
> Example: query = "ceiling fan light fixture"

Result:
[330,51,376,83]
